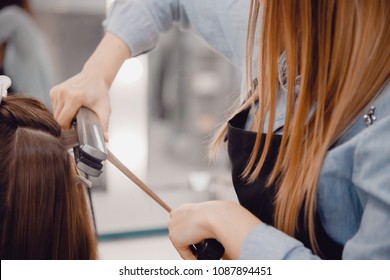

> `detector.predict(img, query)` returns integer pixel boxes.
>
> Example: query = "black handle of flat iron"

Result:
[190,238,225,260]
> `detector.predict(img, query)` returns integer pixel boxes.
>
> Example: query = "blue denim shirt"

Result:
[106,0,390,259]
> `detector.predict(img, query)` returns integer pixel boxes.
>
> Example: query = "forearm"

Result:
[50,32,130,131]
[82,32,131,87]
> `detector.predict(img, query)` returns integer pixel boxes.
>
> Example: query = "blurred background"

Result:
[1,0,242,259]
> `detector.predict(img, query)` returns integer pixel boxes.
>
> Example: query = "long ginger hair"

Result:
[0,96,97,259]
[211,0,390,253]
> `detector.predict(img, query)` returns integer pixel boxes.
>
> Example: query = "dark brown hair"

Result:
[0,96,97,259]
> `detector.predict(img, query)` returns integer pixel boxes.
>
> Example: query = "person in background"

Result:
[0,94,98,259]
[50,0,390,259]
[0,0,54,108]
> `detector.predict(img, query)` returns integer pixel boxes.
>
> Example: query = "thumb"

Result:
[57,102,80,130]
[95,106,111,142]
[177,247,197,260]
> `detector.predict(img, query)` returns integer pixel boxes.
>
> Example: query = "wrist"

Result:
[206,201,261,259]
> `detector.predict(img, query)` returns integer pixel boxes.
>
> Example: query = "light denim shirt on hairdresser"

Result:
[105,0,390,259]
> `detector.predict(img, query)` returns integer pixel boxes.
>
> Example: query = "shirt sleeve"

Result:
[240,223,320,259]
[104,0,249,67]
[241,83,390,260]
[345,98,390,259]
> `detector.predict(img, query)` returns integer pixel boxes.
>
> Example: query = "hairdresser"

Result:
[50,0,390,260]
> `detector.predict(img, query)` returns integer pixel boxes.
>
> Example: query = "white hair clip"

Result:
[0,75,12,104]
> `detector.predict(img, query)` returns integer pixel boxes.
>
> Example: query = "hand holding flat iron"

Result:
[50,33,131,141]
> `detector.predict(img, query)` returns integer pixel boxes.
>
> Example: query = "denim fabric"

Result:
[242,82,390,259]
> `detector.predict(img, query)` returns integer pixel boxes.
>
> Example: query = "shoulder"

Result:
[336,81,390,145]
[344,81,390,203]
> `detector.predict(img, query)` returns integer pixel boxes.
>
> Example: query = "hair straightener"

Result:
[73,107,225,260]
[72,107,107,177]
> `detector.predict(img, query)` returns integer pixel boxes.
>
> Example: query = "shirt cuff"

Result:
[240,223,320,259]
[105,0,159,57]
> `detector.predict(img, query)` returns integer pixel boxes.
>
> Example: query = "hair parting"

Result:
[0,96,97,259]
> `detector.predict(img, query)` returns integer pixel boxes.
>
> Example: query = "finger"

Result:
[53,98,65,121]
[177,248,197,260]
[49,86,58,113]
[56,101,80,129]
[103,131,110,143]
[99,109,110,142]
[51,86,68,121]
[94,104,111,142]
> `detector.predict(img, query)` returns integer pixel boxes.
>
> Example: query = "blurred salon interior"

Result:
[0,0,243,259]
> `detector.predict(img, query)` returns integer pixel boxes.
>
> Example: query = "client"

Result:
[0,95,98,259]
